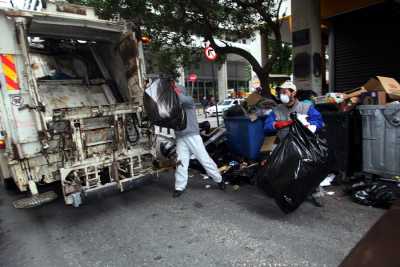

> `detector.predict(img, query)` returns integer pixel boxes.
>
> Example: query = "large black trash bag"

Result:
[257,113,330,213]
[143,78,187,130]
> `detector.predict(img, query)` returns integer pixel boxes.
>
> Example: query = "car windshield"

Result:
[219,100,232,106]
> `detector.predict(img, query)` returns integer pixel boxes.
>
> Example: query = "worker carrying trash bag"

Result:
[144,78,187,131]
[171,80,225,198]
[263,81,326,208]
[258,113,330,213]
[264,81,324,140]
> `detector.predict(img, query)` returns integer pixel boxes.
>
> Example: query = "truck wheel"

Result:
[2,178,18,191]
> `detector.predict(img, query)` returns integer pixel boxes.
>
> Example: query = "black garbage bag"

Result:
[143,78,187,130]
[257,113,330,213]
[224,105,246,117]
[347,180,399,209]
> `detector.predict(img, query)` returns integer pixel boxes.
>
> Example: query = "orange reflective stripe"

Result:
[5,76,18,90]
[1,55,16,69]
[1,54,19,91]
[3,64,17,82]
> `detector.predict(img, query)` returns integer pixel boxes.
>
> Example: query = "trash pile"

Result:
[312,76,400,209]
[345,174,400,209]
[158,118,266,188]
[189,129,264,186]
[219,160,262,186]
[314,76,400,112]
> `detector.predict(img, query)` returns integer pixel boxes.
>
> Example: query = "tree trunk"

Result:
[206,36,274,98]
[253,68,271,98]
[259,75,271,98]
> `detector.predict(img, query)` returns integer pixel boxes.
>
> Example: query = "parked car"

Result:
[206,99,244,116]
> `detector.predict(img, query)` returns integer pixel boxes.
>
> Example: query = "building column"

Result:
[217,61,228,101]
[292,0,322,95]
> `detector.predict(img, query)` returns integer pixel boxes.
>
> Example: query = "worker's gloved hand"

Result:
[274,120,294,129]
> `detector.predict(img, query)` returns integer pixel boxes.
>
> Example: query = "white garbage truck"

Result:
[0,1,157,207]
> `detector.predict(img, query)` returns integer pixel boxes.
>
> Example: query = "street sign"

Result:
[204,46,218,61]
[189,73,197,82]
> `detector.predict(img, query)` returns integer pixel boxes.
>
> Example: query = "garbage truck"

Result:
[0,1,157,207]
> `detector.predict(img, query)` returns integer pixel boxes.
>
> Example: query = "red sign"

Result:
[189,73,197,82]
[204,46,218,61]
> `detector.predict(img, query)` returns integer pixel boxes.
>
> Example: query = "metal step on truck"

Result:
[0,1,158,207]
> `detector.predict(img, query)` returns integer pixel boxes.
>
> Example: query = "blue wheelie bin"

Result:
[224,116,265,160]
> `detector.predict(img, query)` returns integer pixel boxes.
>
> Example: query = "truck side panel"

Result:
[0,14,42,160]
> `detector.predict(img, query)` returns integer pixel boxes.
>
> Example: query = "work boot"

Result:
[218,180,226,191]
[308,195,323,207]
[173,190,185,198]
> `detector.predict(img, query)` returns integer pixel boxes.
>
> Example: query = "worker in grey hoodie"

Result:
[172,81,224,197]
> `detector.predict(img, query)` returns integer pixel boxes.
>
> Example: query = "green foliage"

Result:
[146,45,203,78]
[271,41,292,75]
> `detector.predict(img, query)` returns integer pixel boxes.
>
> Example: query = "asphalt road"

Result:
[0,173,384,267]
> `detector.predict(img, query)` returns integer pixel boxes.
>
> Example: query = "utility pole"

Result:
[211,63,220,127]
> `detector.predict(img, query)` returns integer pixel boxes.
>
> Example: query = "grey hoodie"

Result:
[174,86,200,138]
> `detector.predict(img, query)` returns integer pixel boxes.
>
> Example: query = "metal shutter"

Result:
[333,3,400,92]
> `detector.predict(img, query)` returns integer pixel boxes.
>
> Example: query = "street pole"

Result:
[211,62,220,127]
[191,80,194,97]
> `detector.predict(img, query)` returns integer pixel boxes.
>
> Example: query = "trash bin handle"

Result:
[381,109,400,127]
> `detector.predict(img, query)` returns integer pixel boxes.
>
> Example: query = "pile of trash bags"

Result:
[346,176,399,209]
[143,78,187,130]
[257,113,330,213]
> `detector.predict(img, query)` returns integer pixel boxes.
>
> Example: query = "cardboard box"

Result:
[246,93,263,106]
[260,136,277,152]
[377,91,387,105]
[363,76,400,100]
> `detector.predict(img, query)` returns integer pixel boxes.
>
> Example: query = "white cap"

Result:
[280,81,297,92]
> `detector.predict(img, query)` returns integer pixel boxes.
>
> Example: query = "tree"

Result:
[69,0,288,97]
[271,41,292,75]
[146,44,203,78]
[69,0,205,78]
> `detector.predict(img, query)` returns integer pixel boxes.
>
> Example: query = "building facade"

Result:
[179,36,262,103]
[179,22,292,103]
[291,0,400,94]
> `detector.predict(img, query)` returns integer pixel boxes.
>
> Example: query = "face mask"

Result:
[280,94,290,104]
